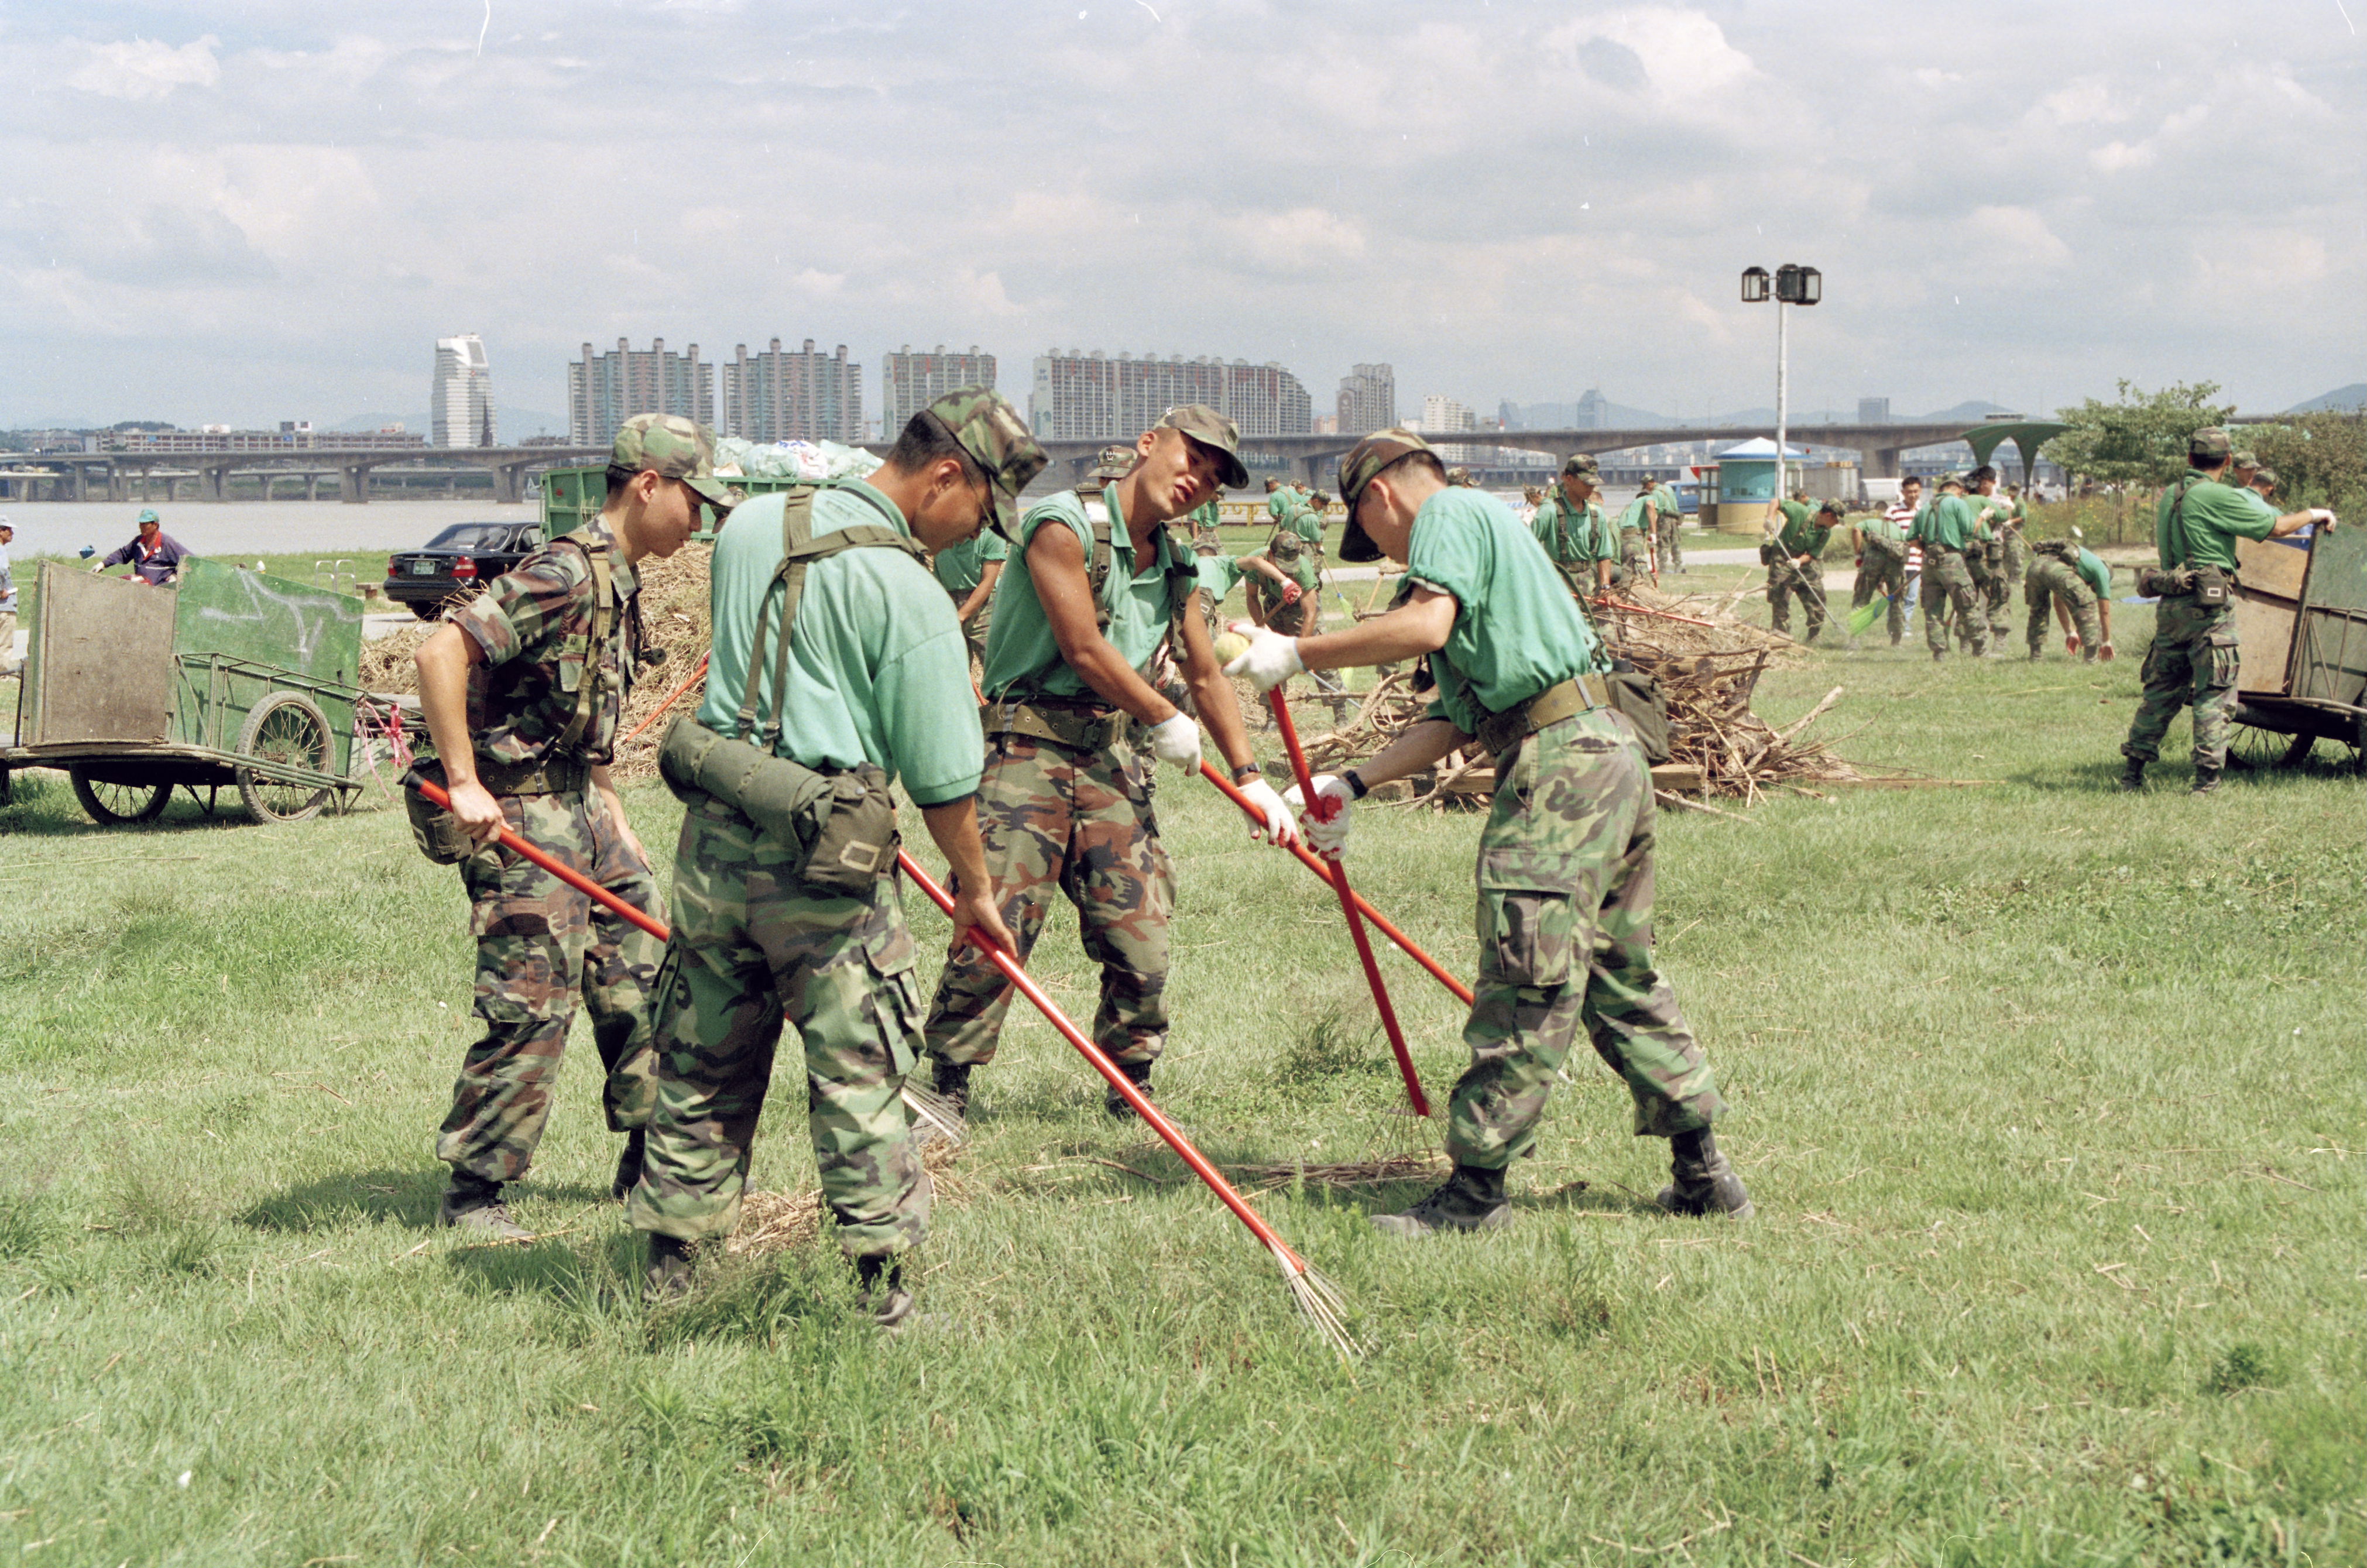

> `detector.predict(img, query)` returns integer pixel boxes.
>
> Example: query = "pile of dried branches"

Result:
[1300,580,1867,804]
[352,544,715,784]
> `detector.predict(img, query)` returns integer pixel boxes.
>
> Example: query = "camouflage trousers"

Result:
[627,794,930,1260]
[1654,514,1683,573]
[1446,709,1727,1171]
[948,588,992,670]
[1620,530,1652,581]
[1991,532,2030,637]
[1922,549,1990,656]
[1766,556,1826,641]
[438,787,664,1184]
[2122,598,2239,773]
[1851,550,1909,643]
[2024,559,2101,660]
[922,732,1173,1071]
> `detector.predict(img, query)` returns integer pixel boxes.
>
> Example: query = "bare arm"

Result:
[2270,509,2327,538]
[1169,589,1256,774]
[1291,585,1457,672]
[955,559,1001,623]
[413,623,505,843]
[1349,717,1470,789]
[1027,524,1176,725]
[920,795,1017,955]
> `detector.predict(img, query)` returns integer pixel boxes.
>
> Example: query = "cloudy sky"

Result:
[3,1,2361,433]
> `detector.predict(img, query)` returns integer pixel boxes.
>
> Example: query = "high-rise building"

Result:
[1418,394,1481,466]
[567,338,713,445]
[881,345,995,436]
[720,338,865,444]
[1858,397,1891,425]
[1337,364,1395,435]
[1028,350,1313,441]
[1574,389,1610,430]
[432,334,494,449]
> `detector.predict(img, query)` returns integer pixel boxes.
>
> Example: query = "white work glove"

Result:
[1146,710,1202,774]
[1234,777,1301,846]
[1282,773,1354,859]
[2308,508,2339,530]
[1220,621,1305,692]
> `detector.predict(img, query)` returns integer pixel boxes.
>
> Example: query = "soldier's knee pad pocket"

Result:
[862,923,924,1075]
[2204,628,2241,692]
[1477,851,1577,989]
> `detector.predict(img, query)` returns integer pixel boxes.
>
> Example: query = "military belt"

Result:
[478,755,591,797]
[1473,674,1608,761]
[984,698,1133,756]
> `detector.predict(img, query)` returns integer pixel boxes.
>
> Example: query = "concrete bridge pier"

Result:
[306,474,320,502]
[490,460,536,505]
[1861,447,1904,481]
[339,461,375,503]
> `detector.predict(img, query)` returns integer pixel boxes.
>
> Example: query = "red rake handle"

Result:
[623,651,711,749]
[1199,761,1476,1008]
[1263,689,1432,1119]
[410,776,671,943]
[896,850,1309,1274]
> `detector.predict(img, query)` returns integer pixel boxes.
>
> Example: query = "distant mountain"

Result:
[1909,400,2023,423]
[2286,383,2366,414]
[1493,397,2021,432]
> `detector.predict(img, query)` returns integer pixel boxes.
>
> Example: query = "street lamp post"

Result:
[1741,263,1821,531]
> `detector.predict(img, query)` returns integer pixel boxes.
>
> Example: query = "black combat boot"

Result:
[438,1171,532,1241]
[610,1127,646,1203]
[1370,1164,1511,1237]
[930,1059,973,1121]
[855,1254,914,1329]
[1104,1058,1154,1119]
[1656,1129,1754,1220]
[2117,756,2148,792]
[2191,761,2223,796]
[643,1233,694,1303]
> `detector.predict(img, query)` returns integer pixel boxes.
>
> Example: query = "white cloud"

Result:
[1217,208,1367,276]
[1966,206,2072,267]
[68,36,220,102]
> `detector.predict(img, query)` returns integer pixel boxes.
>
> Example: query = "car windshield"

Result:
[422,524,517,551]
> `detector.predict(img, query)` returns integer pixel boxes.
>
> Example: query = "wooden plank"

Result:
[26,564,175,746]
[2236,534,2310,601]
[2232,589,2297,695]
[1650,761,1706,795]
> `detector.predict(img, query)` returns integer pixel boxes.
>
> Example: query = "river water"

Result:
[0,499,534,565]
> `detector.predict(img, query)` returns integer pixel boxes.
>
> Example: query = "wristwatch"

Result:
[1231,763,1261,785]
[1343,768,1371,800]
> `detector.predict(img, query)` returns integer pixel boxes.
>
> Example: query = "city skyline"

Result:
[1,4,2356,434]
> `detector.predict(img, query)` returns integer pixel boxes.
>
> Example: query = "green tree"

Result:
[2236,412,2367,512]
[2044,380,2237,489]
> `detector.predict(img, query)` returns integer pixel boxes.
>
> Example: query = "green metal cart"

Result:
[1,558,368,825]
[2227,524,2367,772]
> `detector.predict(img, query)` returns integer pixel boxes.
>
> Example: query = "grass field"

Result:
[2,594,2362,1566]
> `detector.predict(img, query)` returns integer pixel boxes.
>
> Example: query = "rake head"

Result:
[900,1082,966,1151]
[1268,1239,1361,1365]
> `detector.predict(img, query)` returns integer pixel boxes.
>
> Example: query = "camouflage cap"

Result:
[1445,465,1473,486]
[2231,448,2258,467]
[613,413,732,507]
[1817,496,1846,517]
[2188,427,2232,460]
[2253,466,2279,488]
[1560,452,1601,480]
[1335,426,1434,562]
[1089,443,1137,481]
[1153,404,1250,489]
[920,386,1048,539]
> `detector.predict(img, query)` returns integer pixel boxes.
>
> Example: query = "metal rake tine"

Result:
[1269,1241,1361,1364]
[900,1082,966,1148]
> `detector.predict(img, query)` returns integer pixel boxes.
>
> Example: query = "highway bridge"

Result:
[0,445,609,505]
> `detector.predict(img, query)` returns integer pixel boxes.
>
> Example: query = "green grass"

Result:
[2,603,2362,1565]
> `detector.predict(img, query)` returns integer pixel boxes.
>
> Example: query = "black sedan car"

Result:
[382,521,546,618]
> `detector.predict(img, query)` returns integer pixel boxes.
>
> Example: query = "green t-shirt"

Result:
[1618,496,1653,533]
[931,527,1008,596]
[980,485,1192,702]
[2073,547,2111,599]
[1915,495,1985,551]
[698,483,984,807]
[1778,510,1834,559]
[1651,483,1682,519]
[2155,472,2276,571]
[1401,488,1601,735]
[1857,510,1906,546]
[1186,499,1220,536]
[1290,506,1326,544]
[1195,553,1246,604]
[1970,491,2022,536]
[1265,490,1293,523]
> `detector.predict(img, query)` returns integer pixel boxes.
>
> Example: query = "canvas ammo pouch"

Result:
[657,716,899,893]
[2138,564,2197,599]
[1606,663,1673,765]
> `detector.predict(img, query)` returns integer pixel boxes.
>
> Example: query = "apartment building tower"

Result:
[1336,363,1395,435]
[432,334,495,448]
[881,345,996,436]
[720,338,865,444]
[567,338,714,446]
[1028,350,1312,442]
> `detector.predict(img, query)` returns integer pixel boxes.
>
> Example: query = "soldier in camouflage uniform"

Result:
[2023,531,2112,663]
[631,387,1036,1323]
[2120,428,2334,794]
[1533,454,1618,599]
[1225,429,1749,1234]
[1912,474,1992,660]
[1849,496,1912,645]
[1766,495,1837,641]
[1648,474,1686,575]
[410,414,710,1238]
[922,407,1298,1121]
[1965,466,2025,644]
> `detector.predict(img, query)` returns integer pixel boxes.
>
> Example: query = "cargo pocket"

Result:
[1475,849,1577,989]
[862,919,922,1079]
[2203,628,2241,693]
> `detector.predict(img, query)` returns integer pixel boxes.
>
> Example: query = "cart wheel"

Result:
[68,765,171,825]
[2228,724,2308,772]
[235,692,335,824]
